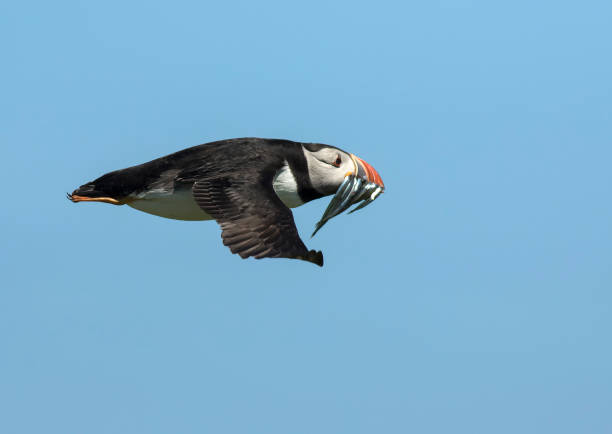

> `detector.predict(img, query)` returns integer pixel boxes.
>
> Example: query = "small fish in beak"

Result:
[312,154,385,236]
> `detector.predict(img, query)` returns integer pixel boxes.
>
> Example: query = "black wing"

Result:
[190,169,323,267]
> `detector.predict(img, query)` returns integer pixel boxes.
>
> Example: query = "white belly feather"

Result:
[126,162,303,221]
[127,188,213,221]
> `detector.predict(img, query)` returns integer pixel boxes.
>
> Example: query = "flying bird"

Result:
[68,138,385,266]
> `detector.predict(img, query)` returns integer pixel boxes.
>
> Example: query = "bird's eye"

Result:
[332,155,342,167]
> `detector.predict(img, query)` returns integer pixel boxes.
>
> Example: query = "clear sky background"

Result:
[2,1,611,433]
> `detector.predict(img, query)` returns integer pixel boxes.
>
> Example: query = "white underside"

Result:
[127,188,212,221]
[127,163,304,221]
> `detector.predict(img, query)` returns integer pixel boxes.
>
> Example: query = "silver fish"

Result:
[312,174,385,237]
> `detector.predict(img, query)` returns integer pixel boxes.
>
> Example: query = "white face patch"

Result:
[273,162,304,208]
[302,147,355,195]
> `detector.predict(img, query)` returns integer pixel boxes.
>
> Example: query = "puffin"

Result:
[68,137,385,266]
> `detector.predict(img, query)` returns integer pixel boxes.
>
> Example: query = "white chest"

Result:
[272,164,304,208]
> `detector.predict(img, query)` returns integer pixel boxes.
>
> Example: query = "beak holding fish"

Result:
[312,154,385,237]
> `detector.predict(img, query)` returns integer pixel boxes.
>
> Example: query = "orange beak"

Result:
[351,154,385,189]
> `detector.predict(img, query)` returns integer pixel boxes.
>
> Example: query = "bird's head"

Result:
[302,143,385,236]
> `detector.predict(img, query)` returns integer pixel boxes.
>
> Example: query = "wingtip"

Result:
[309,250,324,267]
[294,250,324,266]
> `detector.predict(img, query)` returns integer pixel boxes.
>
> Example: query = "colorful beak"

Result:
[352,154,385,189]
[312,154,385,237]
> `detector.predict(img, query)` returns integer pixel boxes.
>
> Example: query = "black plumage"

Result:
[70,138,326,265]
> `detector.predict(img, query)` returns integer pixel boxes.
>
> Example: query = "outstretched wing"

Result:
[191,173,323,266]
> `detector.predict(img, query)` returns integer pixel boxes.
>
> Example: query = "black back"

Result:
[77,138,325,203]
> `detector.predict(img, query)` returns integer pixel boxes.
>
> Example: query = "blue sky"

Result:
[2,0,611,433]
